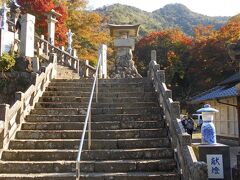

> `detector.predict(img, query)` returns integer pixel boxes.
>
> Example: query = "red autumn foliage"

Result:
[18,0,68,46]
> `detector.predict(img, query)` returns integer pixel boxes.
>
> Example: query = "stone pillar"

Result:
[0,3,9,31]
[0,3,10,56]
[20,14,35,57]
[98,44,107,79]
[0,104,10,148]
[196,143,231,180]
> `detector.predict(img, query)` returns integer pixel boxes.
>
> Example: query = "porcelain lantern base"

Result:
[201,121,216,144]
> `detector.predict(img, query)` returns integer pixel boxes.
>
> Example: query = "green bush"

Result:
[0,52,15,72]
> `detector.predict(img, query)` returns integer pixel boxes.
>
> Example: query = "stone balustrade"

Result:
[0,55,57,151]
[34,35,95,77]
[148,50,208,180]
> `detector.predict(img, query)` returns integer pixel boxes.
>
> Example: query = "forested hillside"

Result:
[96,3,229,36]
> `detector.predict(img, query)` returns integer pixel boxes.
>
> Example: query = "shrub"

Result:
[0,52,15,72]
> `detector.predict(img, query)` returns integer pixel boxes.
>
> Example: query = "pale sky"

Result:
[87,0,240,17]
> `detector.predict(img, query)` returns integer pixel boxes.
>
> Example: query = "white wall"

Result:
[208,97,239,138]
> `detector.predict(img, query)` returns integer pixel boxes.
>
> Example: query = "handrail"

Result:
[76,53,101,179]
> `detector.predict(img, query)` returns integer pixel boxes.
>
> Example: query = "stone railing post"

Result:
[165,89,172,99]
[0,104,10,148]
[72,49,77,70]
[49,53,57,79]
[159,70,165,83]
[151,50,157,62]
[15,92,24,125]
[44,41,49,56]
[37,35,45,56]
[0,104,9,122]
[171,101,180,120]
[179,133,192,146]
[148,50,157,78]
[73,49,77,58]
[85,60,89,77]
[60,46,65,64]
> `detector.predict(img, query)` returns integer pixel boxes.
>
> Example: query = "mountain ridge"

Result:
[95,3,229,36]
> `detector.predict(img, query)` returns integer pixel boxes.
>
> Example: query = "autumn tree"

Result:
[189,17,240,96]
[135,28,193,100]
[18,0,68,46]
[66,0,111,65]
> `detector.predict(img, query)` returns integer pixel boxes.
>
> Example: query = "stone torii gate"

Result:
[109,24,142,78]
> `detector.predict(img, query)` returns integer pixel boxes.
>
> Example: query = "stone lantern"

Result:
[47,9,61,45]
[197,104,219,144]
[109,24,142,78]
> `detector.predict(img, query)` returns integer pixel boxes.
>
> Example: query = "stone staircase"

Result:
[0,78,180,179]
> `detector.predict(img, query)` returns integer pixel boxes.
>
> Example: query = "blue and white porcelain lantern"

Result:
[197,104,219,144]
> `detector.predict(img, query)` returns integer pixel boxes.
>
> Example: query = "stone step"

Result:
[80,172,180,180]
[35,102,158,108]
[48,82,153,88]
[0,173,75,180]
[9,138,170,150]
[0,161,75,174]
[31,107,161,116]
[51,78,149,84]
[25,114,162,122]
[46,86,153,92]
[39,96,157,103]
[43,91,155,98]
[15,129,167,139]
[0,159,176,173]
[79,159,177,173]
[21,121,164,130]
[2,148,173,161]
[0,172,180,180]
